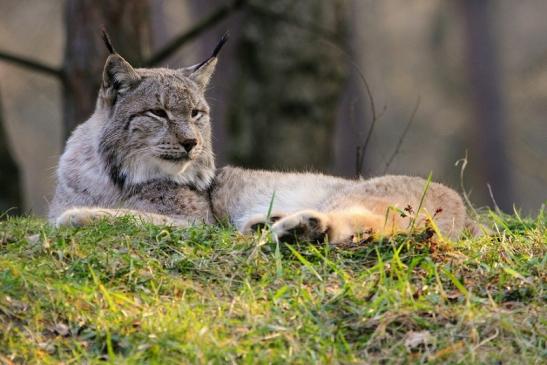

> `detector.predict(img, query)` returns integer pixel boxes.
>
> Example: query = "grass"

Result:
[0,210,545,364]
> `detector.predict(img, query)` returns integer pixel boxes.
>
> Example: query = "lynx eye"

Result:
[148,109,168,119]
[191,109,203,119]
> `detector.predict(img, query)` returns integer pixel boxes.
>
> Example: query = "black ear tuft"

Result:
[211,32,229,58]
[193,32,229,72]
[101,28,116,55]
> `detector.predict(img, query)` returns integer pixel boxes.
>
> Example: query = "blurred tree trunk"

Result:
[63,0,153,140]
[228,0,348,170]
[0,91,21,216]
[189,0,243,167]
[460,0,513,211]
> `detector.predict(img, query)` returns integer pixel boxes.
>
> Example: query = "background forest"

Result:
[0,0,545,217]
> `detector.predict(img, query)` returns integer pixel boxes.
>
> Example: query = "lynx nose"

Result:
[181,138,197,153]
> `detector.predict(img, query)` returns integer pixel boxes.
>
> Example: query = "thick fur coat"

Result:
[51,34,475,244]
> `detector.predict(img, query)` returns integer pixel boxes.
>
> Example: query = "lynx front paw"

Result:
[271,210,329,243]
[56,208,110,227]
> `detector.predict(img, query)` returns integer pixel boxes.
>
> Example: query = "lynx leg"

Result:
[56,207,115,227]
[270,210,330,243]
[326,208,399,243]
[271,207,402,245]
[56,207,190,228]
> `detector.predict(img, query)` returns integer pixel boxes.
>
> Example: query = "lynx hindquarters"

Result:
[211,167,469,244]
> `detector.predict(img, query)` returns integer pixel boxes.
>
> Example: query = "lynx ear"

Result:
[184,33,228,89]
[188,58,218,89]
[102,54,140,93]
[100,29,140,95]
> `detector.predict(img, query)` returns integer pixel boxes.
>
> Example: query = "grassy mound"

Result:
[0,210,545,364]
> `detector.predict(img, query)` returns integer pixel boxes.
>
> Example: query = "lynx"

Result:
[52,32,475,244]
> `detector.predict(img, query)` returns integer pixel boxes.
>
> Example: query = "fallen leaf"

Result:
[54,322,70,337]
[404,330,433,351]
[445,289,462,300]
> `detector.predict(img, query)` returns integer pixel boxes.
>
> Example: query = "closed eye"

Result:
[147,109,169,119]
[191,109,205,119]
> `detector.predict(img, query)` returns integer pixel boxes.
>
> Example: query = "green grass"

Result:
[0,210,545,364]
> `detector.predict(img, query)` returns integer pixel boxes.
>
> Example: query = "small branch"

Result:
[455,152,478,216]
[0,51,62,79]
[246,3,341,43]
[338,48,381,177]
[319,40,383,177]
[383,96,421,174]
[145,0,246,66]
[324,43,379,177]
[486,183,502,214]
[355,71,380,177]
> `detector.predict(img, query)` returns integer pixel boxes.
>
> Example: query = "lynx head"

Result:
[96,31,227,191]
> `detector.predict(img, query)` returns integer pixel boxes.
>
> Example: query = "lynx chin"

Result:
[51,32,478,244]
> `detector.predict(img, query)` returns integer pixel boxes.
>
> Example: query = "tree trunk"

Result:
[228,0,348,170]
[0,90,21,216]
[63,0,153,140]
[188,0,243,167]
[460,0,513,211]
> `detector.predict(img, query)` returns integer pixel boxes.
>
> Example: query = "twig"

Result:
[455,152,480,219]
[383,96,421,174]
[486,183,502,214]
[345,51,384,177]
[472,329,499,352]
[316,39,383,177]
[0,51,62,79]
[327,42,379,178]
[323,42,379,177]
[355,66,377,177]
[145,0,246,66]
